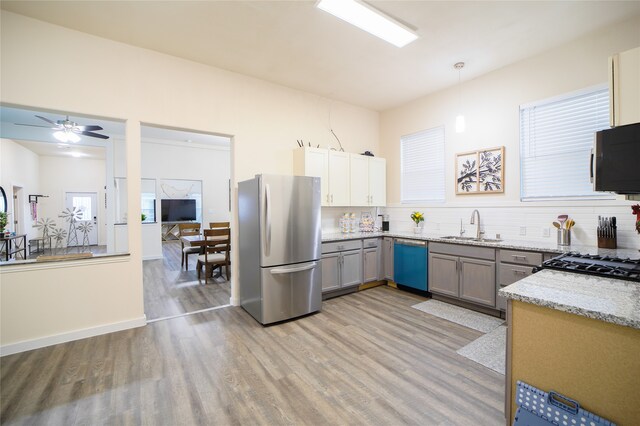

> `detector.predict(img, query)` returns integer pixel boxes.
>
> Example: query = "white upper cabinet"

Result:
[349,154,386,206]
[293,148,350,206]
[609,46,640,127]
[294,148,385,206]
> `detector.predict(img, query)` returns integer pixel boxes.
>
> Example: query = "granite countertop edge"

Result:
[499,289,640,329]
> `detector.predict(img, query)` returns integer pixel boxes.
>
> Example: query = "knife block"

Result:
[597,235,617,249]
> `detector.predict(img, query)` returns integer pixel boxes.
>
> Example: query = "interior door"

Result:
[65,192,98,246]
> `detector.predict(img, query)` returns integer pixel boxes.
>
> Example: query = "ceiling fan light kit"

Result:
[15,114,109,142]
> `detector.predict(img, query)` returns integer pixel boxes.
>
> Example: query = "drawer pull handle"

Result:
[513,270,527,275]
[511,255,527,260]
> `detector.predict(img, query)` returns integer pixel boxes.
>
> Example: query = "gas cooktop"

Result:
[535,252,640,282]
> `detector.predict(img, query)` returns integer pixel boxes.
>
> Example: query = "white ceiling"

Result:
[2,1,640,111]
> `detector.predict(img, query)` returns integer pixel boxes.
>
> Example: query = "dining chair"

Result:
[209,221,230,229]
[197,228,230,284]
[178,223,201,270]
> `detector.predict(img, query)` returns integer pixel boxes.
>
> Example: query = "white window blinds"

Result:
[401,126,445,203]
[520,87,611,201]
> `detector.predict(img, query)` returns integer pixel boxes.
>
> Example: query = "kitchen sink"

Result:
[441,235,503,243]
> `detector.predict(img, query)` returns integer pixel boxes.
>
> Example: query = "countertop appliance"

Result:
[534,253,640,282]
[238,174,322,324]
[394,239,428,291]
[592,122,640,194]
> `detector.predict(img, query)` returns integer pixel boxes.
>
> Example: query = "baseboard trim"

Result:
[230,296,239,306]
[142,255,163,261]
[0,315,147,357]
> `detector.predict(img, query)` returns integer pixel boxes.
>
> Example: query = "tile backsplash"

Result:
[322,205,640,250]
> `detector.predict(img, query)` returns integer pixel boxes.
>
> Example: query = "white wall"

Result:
[38,155,107,246]
[0,11,379,351]
[379,15,640,249]
[0,139,39,241]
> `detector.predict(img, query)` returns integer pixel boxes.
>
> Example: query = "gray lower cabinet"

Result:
[428,242,496,308]
[496,249,544,311]
[362,238,381,283]
[321,240,362,293]
[382,237,394,280]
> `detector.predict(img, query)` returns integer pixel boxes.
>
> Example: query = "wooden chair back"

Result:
[209,221,230,229]
[178,223,201,236]
[203,228,230,256]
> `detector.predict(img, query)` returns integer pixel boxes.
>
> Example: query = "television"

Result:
[161,199,197,222]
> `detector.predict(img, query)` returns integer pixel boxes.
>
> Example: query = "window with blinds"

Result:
[401,126,445,203]
[520,86,612,201]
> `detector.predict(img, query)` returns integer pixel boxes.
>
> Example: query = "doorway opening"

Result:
[139,124,232,321]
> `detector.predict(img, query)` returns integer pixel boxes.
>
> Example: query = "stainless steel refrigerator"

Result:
[238,174,322,324]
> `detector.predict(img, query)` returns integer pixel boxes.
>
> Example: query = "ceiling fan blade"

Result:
[81,131,109,139]
[14,123,52,128]
[35,115,57,125]
[75,125,103,132]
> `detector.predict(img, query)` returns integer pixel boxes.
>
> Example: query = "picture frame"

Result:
[455,146,504,194]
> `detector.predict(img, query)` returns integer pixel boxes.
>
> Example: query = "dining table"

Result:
[180,231,231,275]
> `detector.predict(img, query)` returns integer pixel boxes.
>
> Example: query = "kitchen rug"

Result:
[411,299,504,333]
[456,325,506,375]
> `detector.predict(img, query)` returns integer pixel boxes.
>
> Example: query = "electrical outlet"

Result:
[519,226,527,236]
[543,227,550,237]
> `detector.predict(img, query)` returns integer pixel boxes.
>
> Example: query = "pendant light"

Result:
[454,62,466,133]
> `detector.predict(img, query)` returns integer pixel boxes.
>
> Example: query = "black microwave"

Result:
[591,122,640,194]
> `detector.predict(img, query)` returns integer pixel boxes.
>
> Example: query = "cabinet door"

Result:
[341,249,362,288]
[363,248,378,283]
[428,253,459,297]
[368,157,386,206]
[383,238,394,280]
[460,258,496,307]
[349,154,369,206]
[306,149,330,206]
[610,47,640,127]
[328,151,350,206]
[321,253,341,292]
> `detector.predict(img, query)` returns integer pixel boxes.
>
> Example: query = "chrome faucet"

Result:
[470,209,483,239]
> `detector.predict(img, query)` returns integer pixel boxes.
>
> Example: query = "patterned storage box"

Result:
[513,381,616,426]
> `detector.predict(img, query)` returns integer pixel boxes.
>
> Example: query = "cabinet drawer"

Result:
[429,242,495,260]
[499,249,542,266]
[499,264,534,286]
[322,239,362,254]
[363,238,380,249]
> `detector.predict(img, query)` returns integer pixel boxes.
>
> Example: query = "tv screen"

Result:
[161,199,197,222]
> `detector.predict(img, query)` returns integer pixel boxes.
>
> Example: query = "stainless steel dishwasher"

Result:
[393,239,428,291]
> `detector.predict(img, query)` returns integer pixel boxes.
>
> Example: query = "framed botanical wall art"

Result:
[456,146,504,194]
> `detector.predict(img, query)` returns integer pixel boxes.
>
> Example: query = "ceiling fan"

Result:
[15,115,109,142]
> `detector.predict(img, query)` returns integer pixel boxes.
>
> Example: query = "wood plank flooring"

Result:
[1,286,504,425]
[144,241,230,320]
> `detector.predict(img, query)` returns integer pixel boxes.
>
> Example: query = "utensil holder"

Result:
[557,229,571,246]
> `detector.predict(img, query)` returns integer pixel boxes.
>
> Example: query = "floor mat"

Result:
[456,325,506,375]
[411,299,504,333]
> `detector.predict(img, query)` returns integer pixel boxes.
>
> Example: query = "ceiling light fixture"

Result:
[53,130,81,143]
[454,62,466,133]
[316,0,418,48]
[70,152,84,158]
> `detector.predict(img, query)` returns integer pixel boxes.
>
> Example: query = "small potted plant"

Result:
[0,211,8,235]
[411,211,424,234]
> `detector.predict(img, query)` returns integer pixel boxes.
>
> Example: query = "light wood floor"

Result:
[144,241,231,320]
[0,286,504,425]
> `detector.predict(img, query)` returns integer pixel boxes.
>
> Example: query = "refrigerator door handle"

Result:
[270,262,318,275]
[264,183,271,256]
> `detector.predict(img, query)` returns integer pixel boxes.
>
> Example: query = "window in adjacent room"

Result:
[520,85,612,201]
[401,126,445,203]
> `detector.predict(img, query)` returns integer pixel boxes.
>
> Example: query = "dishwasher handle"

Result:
[395,239,426,247]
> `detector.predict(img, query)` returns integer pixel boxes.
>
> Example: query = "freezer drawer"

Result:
[259,261,322,324]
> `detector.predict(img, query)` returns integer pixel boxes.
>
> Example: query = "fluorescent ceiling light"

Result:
[317,0,418,48]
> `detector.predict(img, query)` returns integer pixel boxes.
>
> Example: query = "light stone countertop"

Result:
[499,269,640,329]
[321,231,640,258]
